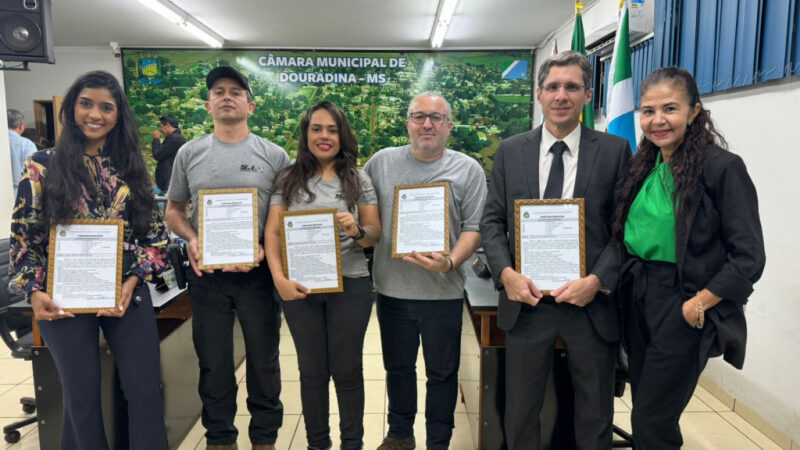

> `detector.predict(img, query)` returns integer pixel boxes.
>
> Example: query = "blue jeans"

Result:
[376,294,462,449]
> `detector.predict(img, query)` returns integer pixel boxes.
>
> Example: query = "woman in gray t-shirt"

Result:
[264,101,380,450]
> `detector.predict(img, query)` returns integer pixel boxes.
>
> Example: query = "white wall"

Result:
[700,78,800,442]
[532,0,651,137]
[1,71,12,234]
[533,0,800,443]
[1,46,121,231]
[3,46,122,130]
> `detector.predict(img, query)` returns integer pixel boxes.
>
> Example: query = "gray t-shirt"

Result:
[270,170,377,278]
[168,133,290,238]
[364,145,487,300]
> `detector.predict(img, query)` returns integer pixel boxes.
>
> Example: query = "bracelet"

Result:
[446,256,454,272]
[696,295,705,329]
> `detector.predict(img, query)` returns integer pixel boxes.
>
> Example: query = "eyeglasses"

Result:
[408,112,448,125]
[542,83,586,93]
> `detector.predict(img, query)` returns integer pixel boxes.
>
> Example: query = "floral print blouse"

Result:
[9,148,169,295]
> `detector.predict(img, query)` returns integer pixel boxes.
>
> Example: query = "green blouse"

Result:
[624,152,677,263]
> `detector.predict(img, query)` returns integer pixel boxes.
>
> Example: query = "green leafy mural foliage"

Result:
[123,50,533,179]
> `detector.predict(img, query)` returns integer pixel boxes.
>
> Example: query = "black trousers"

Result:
[37,285,168,450]
[281,276,373,450]
[189,264,283,446]
[376,294,463,449]
[504,300,616,450]
[624,261,707,449]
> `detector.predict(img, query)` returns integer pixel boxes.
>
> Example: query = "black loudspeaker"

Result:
[0,0,54,64]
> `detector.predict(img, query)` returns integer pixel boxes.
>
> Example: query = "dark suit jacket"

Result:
[480,125,631,342]
[152,129,186,191]
[675,145,765,369]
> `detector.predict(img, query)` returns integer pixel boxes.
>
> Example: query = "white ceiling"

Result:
[50,0,576,49]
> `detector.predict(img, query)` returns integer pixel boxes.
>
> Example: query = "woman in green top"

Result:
[613,67,765,449]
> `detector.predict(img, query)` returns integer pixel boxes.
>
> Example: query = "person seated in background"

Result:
[21,127,50,150]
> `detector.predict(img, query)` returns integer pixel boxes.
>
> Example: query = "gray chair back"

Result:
[0,238,33,359]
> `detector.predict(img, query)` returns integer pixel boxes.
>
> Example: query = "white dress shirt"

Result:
[538,124,581,199]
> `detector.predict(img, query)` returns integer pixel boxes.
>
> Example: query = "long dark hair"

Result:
[613,66,728,240]
[276,101,361,212]
[42,71,155,237]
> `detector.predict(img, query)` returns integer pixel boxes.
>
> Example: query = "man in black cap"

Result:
[166,66,289,450]
[151,115,185,194]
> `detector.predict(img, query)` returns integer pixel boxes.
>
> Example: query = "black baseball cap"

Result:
[205,66,251,94]
[159,115,179,128]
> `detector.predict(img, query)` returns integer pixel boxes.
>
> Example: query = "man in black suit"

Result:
[152,115,186,194]
[480,51,631,450]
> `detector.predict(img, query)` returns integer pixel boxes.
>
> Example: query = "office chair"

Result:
[0,238,37,444]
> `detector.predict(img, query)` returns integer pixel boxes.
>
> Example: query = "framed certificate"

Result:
[280,208,343,294]
[197,188,259,270]
[514,199,586,295]
[391,182,451,258]
[47,219,124,313]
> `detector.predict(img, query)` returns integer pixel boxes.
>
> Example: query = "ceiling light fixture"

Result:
[430,0,459,48]
[137,0,224,48]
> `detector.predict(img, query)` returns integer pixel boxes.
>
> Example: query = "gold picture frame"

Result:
[197,187,260,270]
[47,219,124,313]
[279,208,344,294]
[391,182,451,258]
[514,198,586,296]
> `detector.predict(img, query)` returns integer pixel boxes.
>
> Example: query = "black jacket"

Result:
[676,145,765,369]
[152,129,186,191]
[480,125,631,342]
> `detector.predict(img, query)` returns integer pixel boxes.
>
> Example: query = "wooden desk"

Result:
[26,284,191,346]
[459,253,576,450]
[16,284,246,449]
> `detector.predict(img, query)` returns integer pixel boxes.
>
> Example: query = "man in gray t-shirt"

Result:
[365,92,486,450]
[165,67,288,450]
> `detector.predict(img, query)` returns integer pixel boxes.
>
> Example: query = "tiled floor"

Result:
[0,304,785,449]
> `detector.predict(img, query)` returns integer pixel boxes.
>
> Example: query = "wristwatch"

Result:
[351,224,366,240]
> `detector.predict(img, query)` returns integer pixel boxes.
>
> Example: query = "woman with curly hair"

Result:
[9,71,169,449]
[613,66,765,449]
[264,101,381,450]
